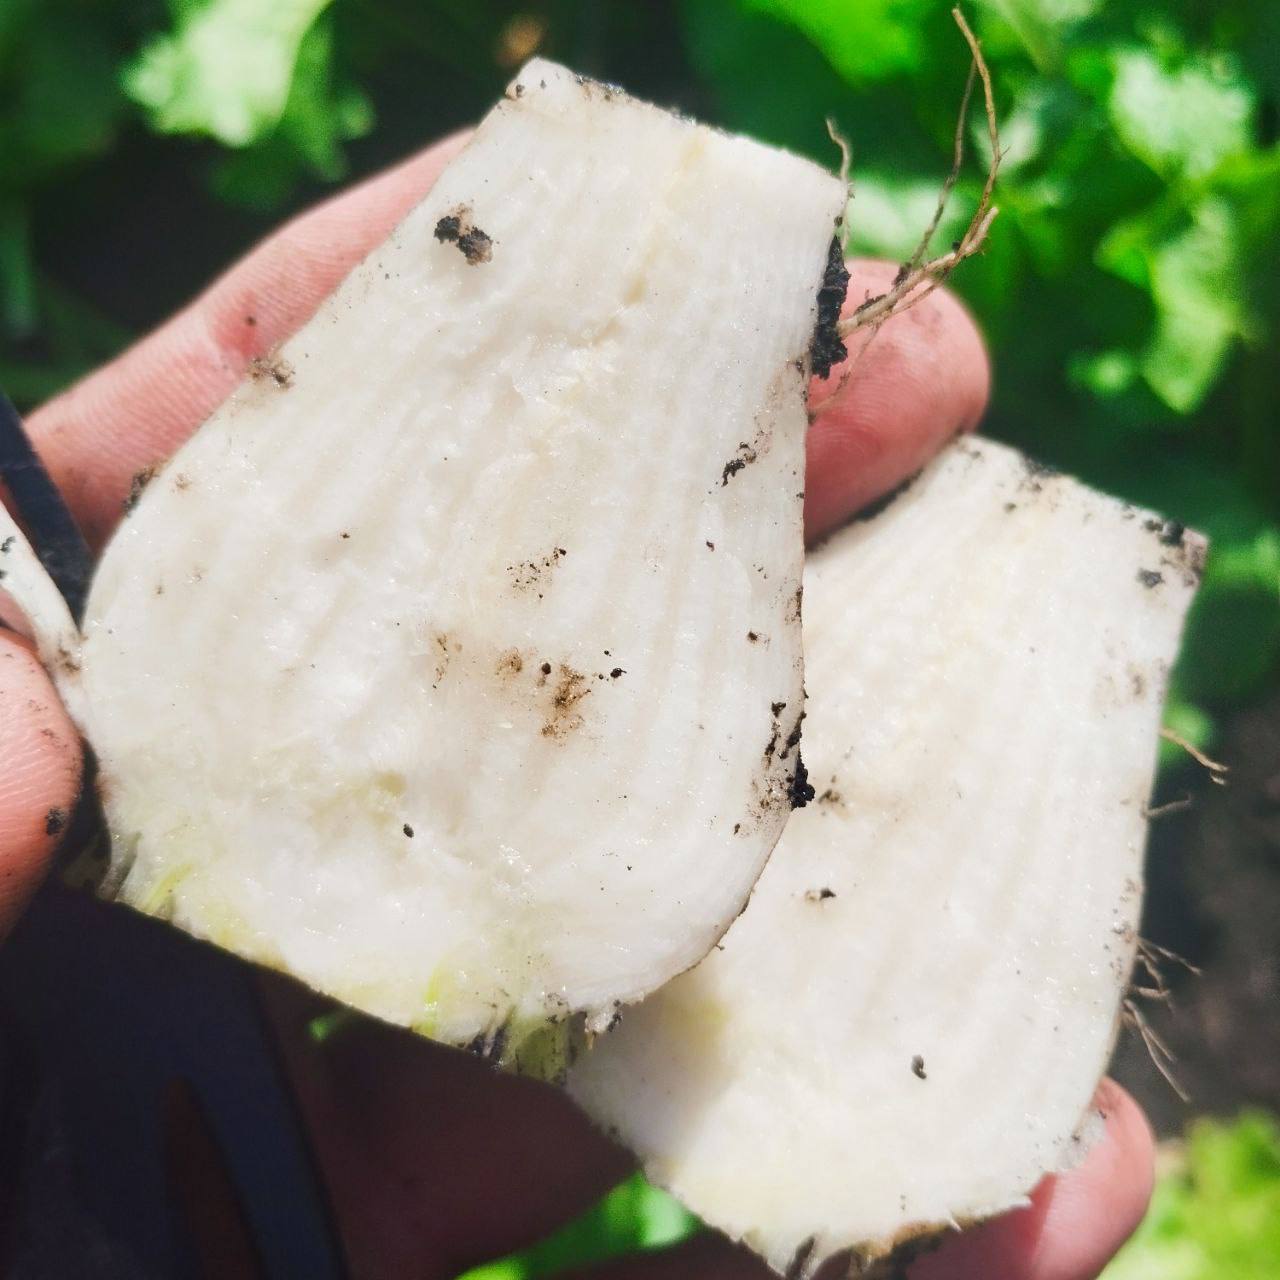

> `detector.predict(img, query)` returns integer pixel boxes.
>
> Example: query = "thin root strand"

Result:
[1123,998,1191,1104]
[835,8,1001,344]
[1142,794,1194,820]
[826,117,853,192]
[1160,727,1229,784]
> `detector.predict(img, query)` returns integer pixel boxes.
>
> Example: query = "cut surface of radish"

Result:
[0,510,81,689]
[56,61,845,1053]
[569,438,1203,1272]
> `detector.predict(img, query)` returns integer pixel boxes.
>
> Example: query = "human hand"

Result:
[5,133,1153,1279]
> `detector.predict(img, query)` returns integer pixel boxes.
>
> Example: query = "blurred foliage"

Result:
[1105,1112,1280,1279]
[458,1172,699,1280]
[0,0,1277,721]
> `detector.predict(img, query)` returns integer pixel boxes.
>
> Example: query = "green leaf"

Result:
[1213,145,1280,247]
[743,0,943,86]
[1097,197,1250,414]
[456,1173,700,1280]
[1141,198,1250,413]
[1157,694,1216,771]
[976,0,1103,72]
[1108,49,1254,183]
[1069,349,1138,398]
[125,0,336,147]
[1105,1113,1280,1280]
[0,8,126,187]
[1179,550,1280,704]
[209,18,374,210]
[679,0,858,160]
[843,172,972,261]
[1179,513,1280,706]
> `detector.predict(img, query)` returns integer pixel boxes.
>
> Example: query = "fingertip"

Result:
[912,1079,1155,1280]
[1025,1079,1155,1280]
[804,258,990,544]
[0,631,82,926]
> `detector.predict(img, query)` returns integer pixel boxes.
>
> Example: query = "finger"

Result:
[911,1079,1155,1280]
[0,631,82,927]
[804,259,990,545]
[26,132,470,549]
[260,975,631,1280]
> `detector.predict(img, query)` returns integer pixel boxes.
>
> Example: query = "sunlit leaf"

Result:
[125,0,335,146]
[1097,195,1251,414]
[1141,198,1250,413]
[1106,1114,1280,1280]
[209,18,373,210]
[1109,48,1254,182]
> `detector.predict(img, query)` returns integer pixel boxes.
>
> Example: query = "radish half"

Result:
[568,437,1204,1274]
[0,61,845,1060]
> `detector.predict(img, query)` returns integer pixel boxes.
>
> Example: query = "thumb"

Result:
[0,631,82,927]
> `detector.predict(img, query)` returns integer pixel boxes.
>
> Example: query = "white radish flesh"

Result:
[569,438,1203,1274]
[42,62,845,1055]
[0,511,83,712]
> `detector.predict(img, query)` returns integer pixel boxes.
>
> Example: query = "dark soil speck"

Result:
[510,547,567,593]
[248,354,294,388]
[123,467,156,514]
[785,1236,817,1280]
[810,236,850,379]
[433,214,462,242]
[720,441,758,487]
[789,754,815,809]
[434,208,493,264]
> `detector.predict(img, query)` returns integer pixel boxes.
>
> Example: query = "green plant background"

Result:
[2,0,1277,1274]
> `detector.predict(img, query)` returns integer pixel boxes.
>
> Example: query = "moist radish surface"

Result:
[10,60,846,1054]
[568,437,1203,1275]
[0,54,1207,1278]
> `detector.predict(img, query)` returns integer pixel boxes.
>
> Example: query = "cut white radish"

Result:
[0,512,82,699]
[14,61,846,1058]
[569,438,1203,1274]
